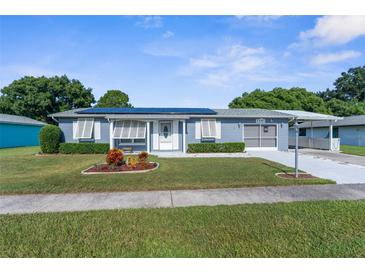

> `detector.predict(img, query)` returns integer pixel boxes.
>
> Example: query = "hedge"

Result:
[39,125,62,153]
[59,143,109,154]
[187,142,245,153]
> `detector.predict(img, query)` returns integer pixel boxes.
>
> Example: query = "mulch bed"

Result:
[83,162,158,174]
[276,172,318,179]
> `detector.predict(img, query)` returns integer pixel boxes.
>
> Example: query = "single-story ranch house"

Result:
[50,108,337,153]
[0,113,45,148]
[295,115,365,147]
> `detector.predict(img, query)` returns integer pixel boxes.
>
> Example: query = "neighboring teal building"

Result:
[0,114,46,148]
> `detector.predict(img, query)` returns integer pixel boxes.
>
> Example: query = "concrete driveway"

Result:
[299,149,365,167]
[248,150,365,184]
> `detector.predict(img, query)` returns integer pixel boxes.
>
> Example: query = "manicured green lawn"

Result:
[1,200,365,257]
[0,147,332,195]
[0,146,40,157]
[341,145,365,157]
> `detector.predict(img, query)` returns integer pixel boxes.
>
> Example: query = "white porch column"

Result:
[146,121,151,153]
[294,120,299,178]
[109,120,114,149]
[182,120,186,153]
[329,122,333,151]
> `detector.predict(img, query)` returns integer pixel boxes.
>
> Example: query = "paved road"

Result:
[248,150,365,184]
[1,184,365,215]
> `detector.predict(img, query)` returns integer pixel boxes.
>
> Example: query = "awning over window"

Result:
[201,119,216,138]
[75,118,94,139]
[113,120,146,139]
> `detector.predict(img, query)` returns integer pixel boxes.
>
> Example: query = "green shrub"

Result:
[39,125,61,153]
[187,142,245,153]
[59,143,109,154]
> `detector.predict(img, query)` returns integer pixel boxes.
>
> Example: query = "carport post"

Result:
[294,120,299,178]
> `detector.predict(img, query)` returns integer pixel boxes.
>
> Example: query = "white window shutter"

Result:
[72,120,77,139]
[195,120,201,139]
[94,120,101,140]
[172,120,179,150]
[216,120,221,139]
[152,121,159,150]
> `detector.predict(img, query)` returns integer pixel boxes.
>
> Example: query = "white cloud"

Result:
[311,50,362,65]
[181,44,270,87]
[299,16,365,46]
[135,16,163,29]
[162,30,174,39]
[235,16,282,24]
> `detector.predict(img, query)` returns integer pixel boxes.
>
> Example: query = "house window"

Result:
[333,127,339,138]
[201,119,217,138]
[113,120,146,145]
[299,128,306,137]
[75,118,94,139]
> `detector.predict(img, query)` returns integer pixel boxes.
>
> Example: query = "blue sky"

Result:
[1,16,365,107]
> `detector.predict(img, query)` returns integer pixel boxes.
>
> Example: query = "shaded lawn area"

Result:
[1,200,365,257]
[0,146,40,157]
[341,145,365,157]
[0,149,333,195]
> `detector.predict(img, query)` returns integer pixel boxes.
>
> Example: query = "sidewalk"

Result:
[1,184,365,215]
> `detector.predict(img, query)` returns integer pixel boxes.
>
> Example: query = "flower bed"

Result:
[82,162,159,174]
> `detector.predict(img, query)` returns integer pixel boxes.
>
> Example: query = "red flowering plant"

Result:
[138,151,149,169]
[106,148,124,166]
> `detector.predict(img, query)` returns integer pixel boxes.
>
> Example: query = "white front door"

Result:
[159,122,173,150]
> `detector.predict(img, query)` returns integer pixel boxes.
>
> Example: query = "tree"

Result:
[229,87,330,114]
[0,75,95,123]
[325,98,365,117]
[95,90,133,108]
[319,66,365,102]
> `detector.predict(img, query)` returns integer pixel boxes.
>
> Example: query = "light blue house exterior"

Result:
[293,115,365,147]
[50,108,295,153]
[0,114,45,148]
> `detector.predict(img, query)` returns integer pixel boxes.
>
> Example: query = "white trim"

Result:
[94,120,101,140]
[172,120,179,150]
[215,120,221,139]
[109,120,114,149]
[195,120,201,139]
[152,120,159,150]
[182,120,186,153]
[72,120,77,139]
[146,121,150,153]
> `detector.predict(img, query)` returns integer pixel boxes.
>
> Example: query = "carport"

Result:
[275,110,341,178]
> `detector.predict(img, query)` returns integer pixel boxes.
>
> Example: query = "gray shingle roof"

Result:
[298,115,365,128]
[50,108,294,118]
[0,114,46,126]
[212,109,293,118]
[52,107,341,120]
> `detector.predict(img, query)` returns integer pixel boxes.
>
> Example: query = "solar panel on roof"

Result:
[77,108,216,115]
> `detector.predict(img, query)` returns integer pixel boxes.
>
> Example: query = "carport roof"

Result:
[273,110,341,121]
[297,115,365,128]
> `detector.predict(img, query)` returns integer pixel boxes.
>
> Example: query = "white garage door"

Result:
[244,124,277,148]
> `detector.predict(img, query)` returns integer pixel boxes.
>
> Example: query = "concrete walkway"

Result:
[1,184,365,215]
[248,150,365,184]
